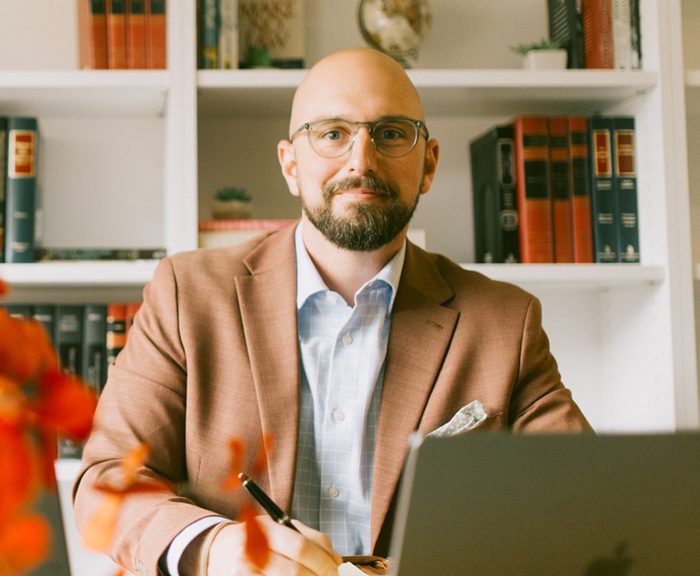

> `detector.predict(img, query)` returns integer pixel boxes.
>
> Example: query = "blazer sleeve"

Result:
[508,295,592,432]
[72,258,222,576]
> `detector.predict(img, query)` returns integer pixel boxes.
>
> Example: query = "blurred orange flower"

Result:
[0,289,98,575]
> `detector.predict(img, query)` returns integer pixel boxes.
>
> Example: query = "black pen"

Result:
[238,472,301,533]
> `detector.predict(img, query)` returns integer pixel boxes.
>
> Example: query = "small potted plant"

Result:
[211,187,253,220]
[511,39,567,70]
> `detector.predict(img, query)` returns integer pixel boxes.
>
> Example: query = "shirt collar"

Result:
[295,222,406,311]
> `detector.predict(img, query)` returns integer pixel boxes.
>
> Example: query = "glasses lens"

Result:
[308,120,355,158]
[372,119,419,157]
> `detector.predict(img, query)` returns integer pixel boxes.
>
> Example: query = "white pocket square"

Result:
[427,400,488,438]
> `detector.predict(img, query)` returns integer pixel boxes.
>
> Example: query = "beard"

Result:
[300,175,421,252]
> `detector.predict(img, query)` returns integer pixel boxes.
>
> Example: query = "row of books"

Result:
[3,301,142,458]
[198,0,305,69]
[470,115,639,264]
[548,0,642,70]
[77,0,167,70]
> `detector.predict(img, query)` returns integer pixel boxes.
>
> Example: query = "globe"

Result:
[358,0,432,67]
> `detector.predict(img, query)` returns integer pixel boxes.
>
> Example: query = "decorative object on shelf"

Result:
[511,39,568,69]
[211,187,253,220]
[358,0,432,67]
[245,45,273,68]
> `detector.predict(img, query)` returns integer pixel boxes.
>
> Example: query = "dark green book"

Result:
[5,117,38,263]
[588,116,618,263]
[55,305,84,459]
[82,304,108,394]
[0,116,8,263]
[613,116,640,263]
[33,304,57,346]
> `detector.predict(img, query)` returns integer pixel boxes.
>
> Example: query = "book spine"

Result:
[611,0,632,70]
[219,0,239,69]
[200,0,219,69]
[127,0,147,69]
[56,305,85,459]
[0,117,7,263]
[88,0,109,69]
[629,0,642,69]
[107,0,128,69]
[5,117,38,264]
[4,304,34,319]
[106,303,128,365]
[613,116,640,263]
[146,0,167,69]
[33,304,57,345]
[34,247,166,261]
[588,116,618,262]
[469,125,519,264]
[512,116,554,263]
[567,116,594,263]
[549,116,574,263]
[548,0,586,69]
[82,304,109,395]
[583,0,614,69]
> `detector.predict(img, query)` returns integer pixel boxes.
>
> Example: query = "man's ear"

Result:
[420,138,440,195]
[278,140,300,197]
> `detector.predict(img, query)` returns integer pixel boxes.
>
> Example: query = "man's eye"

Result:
[379,129,403,140]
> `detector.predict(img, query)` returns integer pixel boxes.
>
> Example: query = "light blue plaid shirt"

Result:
[292,224,405,555]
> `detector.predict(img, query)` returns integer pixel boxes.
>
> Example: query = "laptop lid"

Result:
[388,432,700,576]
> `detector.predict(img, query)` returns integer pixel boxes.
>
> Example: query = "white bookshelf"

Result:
[1,1,699,573]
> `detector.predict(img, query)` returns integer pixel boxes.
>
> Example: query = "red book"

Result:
[146,0,167,69]
[106,0,128,69]
[567,116,594,263]
[77,0,108,69]
[126,0,147,69]
[511,116,554,264]
[549,116,573,263]
[125,300,142,338]
[583,0,614,69]
[106,303,127,364]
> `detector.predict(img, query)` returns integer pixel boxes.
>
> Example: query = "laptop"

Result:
[388,431,700,576]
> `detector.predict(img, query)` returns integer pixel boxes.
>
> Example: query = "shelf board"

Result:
[197,68,658,118]
[0,70,169,117]
[460,264,666,291]
[0,260,160,287]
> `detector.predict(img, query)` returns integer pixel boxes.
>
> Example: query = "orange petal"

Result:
[82,492,124,552]
[242,505,270,570]
[0,422,39,525]
[121,443,150,486]
[0,315,57,383]
[222,438,246,491]
[0,278,10,296]
[252,432,273,477]
[34,370,97,440]
[0,513,50,576]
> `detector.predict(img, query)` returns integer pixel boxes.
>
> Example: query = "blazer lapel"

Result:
[236,225,300,512]
[371,244,459,548]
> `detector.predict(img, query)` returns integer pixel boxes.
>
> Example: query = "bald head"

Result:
[289,48,425,137]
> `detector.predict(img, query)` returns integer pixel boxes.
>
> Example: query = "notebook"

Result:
[388,431,700,576]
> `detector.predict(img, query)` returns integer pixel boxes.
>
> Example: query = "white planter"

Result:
[523,49,568,70]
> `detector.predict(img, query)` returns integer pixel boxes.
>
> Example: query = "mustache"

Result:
[323,175,400,199]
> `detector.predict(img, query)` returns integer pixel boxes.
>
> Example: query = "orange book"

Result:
[583,0,614,69]
[106,0,127,69]
[146,0,167,69]
[511,116,554,264]
[549,116,573,263]
[126,0,147,69]
[106,303,127,364]
[567,116,594,263]
[77,0,108,69]
[125,301,142,338]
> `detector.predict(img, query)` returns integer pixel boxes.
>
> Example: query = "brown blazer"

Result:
[73,223,591,576]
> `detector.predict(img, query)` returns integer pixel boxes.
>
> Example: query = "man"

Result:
[74,48,591,576]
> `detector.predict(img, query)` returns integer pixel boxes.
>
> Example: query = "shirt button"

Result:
[332,409,345,422]
[342,333,353,345]
[328,485,340,498]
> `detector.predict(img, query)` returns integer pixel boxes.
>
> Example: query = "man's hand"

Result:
[205,516,342,575]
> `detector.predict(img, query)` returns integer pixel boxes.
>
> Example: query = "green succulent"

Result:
[510,39,565,55]
[215,187,251,202]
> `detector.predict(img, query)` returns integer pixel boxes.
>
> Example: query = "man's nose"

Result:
[347,126,378,172]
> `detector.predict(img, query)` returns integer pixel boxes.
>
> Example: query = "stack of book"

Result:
[548,0,642,70]
[3,301,143,458]
[77,0,167,70]
[198,0,305,69]
[470,115,639,264]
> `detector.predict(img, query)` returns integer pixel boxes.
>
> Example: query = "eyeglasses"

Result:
[290,117,429,159]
